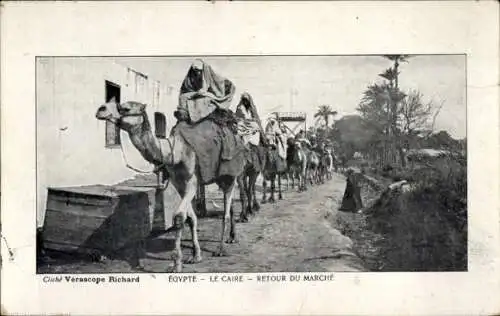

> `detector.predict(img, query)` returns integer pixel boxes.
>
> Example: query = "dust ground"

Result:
[38,173,369,273]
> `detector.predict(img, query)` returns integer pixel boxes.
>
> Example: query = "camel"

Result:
[193,93,267,223]
[306,149,321,185]
[316,153,327,184]
[288,138,308,192]
[95,99,239,272]
[237,143,266,222]
[262,146,287,203]
[194,142,265,223]
[261,120,288,203]
[286,167,300,190]
[285,139,300,190]
[313,148,333,184]
[322,150,334,180]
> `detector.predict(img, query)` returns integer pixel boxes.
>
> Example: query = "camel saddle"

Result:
[173,111,247,185]
[245,143,267,172]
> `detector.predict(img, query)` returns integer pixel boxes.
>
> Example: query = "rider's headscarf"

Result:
[179,59,236,109]
[236,92,266,141]
[235,92,260,120]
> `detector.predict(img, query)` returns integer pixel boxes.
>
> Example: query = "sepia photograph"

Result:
[2,1,499,314]
[36,55,467,274]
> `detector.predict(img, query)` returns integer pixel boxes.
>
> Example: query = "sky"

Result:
[115,55,466,139]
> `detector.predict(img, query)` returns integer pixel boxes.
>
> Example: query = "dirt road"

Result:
[39,173,366,273]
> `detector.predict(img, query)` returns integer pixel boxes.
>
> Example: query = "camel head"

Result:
[96,97,121,124]
[96,98,148,133]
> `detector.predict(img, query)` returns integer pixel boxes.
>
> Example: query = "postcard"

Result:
[1,1,499,315]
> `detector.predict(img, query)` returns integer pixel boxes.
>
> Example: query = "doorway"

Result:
[105,81,121,147]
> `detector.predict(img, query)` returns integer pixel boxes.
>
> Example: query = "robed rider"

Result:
[175,59,236,125]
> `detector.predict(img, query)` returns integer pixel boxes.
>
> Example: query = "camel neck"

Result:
[127,127,164,165]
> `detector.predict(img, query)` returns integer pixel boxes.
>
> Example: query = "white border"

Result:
[1,1,499,315]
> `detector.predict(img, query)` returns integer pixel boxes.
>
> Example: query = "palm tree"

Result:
[357,83,391,129]
[382,55,411,166]
[314,105,338,132]
[383,55,411,89]
[378,68,398,88]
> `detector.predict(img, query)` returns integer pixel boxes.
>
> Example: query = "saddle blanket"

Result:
[237,120,261,146]
[174,120,246,185]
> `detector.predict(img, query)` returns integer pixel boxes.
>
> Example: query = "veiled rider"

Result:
[234,92,266,146]
[174,59,237,130]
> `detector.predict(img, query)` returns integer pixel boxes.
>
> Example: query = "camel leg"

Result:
[171,176,198,272]
[224,178,237,244]
[269,175,276,203]
[301,168,305,190]
[228,204,238,244]
[245,174,254,216]
[238,175,249,223]
[196,184,207,217]
[172,227,183,272]
[186,204,202,264]
[214,178,236,256]
[262,177,267,204]
[251,172,260,212]
[186,177,201,265]
[278,174,283,200]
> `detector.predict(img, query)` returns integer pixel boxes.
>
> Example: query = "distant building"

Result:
[36,57,179,227]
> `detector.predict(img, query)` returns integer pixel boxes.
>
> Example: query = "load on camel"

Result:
[94,60,248,272]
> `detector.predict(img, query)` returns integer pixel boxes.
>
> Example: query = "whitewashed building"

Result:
[36,57,179,227]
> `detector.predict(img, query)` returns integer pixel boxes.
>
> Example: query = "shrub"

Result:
[366,156,467,271]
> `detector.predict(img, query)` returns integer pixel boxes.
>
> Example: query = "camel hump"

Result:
[175,119,245,184]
